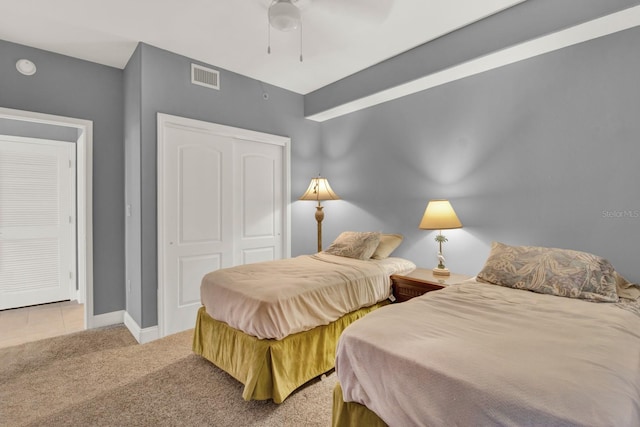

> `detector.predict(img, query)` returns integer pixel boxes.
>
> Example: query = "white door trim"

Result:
[157,112,291,338]
[0,107,94,329]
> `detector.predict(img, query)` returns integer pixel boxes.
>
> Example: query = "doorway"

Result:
[0,107,93,330]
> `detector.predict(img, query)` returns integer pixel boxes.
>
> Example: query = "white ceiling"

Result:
[0,0,525,94]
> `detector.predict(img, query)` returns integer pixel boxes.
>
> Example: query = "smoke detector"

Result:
[16,59,37,76]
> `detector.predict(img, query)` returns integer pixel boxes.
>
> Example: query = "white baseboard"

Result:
[91,310,125,328]
[123,311,159,344]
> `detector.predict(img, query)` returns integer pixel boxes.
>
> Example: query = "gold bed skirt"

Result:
[193,301,389,404]
[332,382,388,427]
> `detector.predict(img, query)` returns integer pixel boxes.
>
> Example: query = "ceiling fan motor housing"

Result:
[269,0,301,31]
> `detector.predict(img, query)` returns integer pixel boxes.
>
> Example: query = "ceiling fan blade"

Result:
[260,0,394,24]
[310,0,395,25]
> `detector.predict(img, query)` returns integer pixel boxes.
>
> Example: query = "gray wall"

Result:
[0,40,126,315]
[124,45,143,322]
[0,118,78,141]
[124,43,322,327]
[319,27,640,282]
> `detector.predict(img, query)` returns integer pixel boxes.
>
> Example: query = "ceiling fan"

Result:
[267,0,304,61]
[265,0,394,62]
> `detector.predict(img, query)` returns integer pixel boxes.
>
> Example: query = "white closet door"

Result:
[0,136,75,310]
[234,140,283,264]
[160,124,234,336]
[158,114,288,337]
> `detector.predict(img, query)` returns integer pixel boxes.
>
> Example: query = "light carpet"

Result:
[0,325,337,426]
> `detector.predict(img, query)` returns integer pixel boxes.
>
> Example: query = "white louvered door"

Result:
[0,136,76,310]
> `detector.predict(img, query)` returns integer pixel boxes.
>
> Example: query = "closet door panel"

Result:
[234,140,283,265]
[160,123,233,336]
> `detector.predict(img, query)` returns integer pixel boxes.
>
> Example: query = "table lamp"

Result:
[419,199,462,276]
[299,176,340,252]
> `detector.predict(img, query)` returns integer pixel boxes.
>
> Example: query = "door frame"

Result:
[156,113,291,338]
[0,107,94,329]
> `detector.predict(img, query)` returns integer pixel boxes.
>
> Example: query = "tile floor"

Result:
[0,300,84,349]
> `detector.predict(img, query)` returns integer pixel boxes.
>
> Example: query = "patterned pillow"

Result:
[476,241,618,302]
[371,234,404,260]
[324,231,381,260]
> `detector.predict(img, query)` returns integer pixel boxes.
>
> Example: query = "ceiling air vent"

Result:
[191,63,220,90]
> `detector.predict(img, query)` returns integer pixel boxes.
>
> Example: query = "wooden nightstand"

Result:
[391,268,472,303]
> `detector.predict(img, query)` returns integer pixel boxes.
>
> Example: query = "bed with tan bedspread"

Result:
[193,238,415,403]
[200,252,415,340]
[334,243,640,426]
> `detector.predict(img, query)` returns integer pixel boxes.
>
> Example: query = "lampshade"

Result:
[269,0,301,32]
[299,177,340,202]
[419,200,462,230]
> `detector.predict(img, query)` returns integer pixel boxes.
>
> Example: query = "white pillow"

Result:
[371,234,404,259]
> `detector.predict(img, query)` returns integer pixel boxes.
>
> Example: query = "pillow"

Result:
[371,233,404,259]
[615,272,640,300]
[476,241,618,302]
[324,231,381,260]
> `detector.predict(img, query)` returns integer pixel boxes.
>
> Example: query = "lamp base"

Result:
[433,267,450,276]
